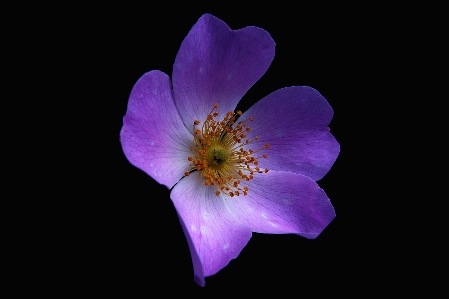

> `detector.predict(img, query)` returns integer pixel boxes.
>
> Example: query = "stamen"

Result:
[185,104,269,197]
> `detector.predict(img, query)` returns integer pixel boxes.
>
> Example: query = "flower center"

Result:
[184,103,269,197]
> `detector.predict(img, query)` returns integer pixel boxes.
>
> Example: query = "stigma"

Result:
[184,103,269,197]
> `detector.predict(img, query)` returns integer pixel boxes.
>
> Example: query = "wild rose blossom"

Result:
[120,14,339,286]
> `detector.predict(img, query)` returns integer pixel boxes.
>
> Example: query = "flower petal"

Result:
[170,172,252,285]
[173,13,275,128]
[239,86,340,181]
[228,170,335,238]
[120,70,192,189]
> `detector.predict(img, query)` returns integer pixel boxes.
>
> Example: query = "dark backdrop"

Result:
[1,0,447,296]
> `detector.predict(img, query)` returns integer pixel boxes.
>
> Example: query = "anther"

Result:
[186,104,270,198]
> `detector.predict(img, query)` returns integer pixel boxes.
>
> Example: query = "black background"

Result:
[1,0,447,297]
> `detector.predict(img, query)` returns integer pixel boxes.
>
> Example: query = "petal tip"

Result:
[194,274,206,287]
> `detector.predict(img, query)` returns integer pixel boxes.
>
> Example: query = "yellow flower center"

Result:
[184,103,269,197]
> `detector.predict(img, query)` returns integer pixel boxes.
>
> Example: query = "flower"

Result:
[120,14,339,286]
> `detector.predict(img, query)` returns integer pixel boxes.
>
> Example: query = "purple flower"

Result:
[120,14,339,286]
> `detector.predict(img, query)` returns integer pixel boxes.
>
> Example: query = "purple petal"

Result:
[228,170,335,238]
[120,71,193,189]
[239,86,340,181]
[170,172,252,285]
[173,13,275,128]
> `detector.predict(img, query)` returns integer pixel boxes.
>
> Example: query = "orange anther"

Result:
[263,154,268,158]
[186,102,270,198]
[264,168,269,173]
